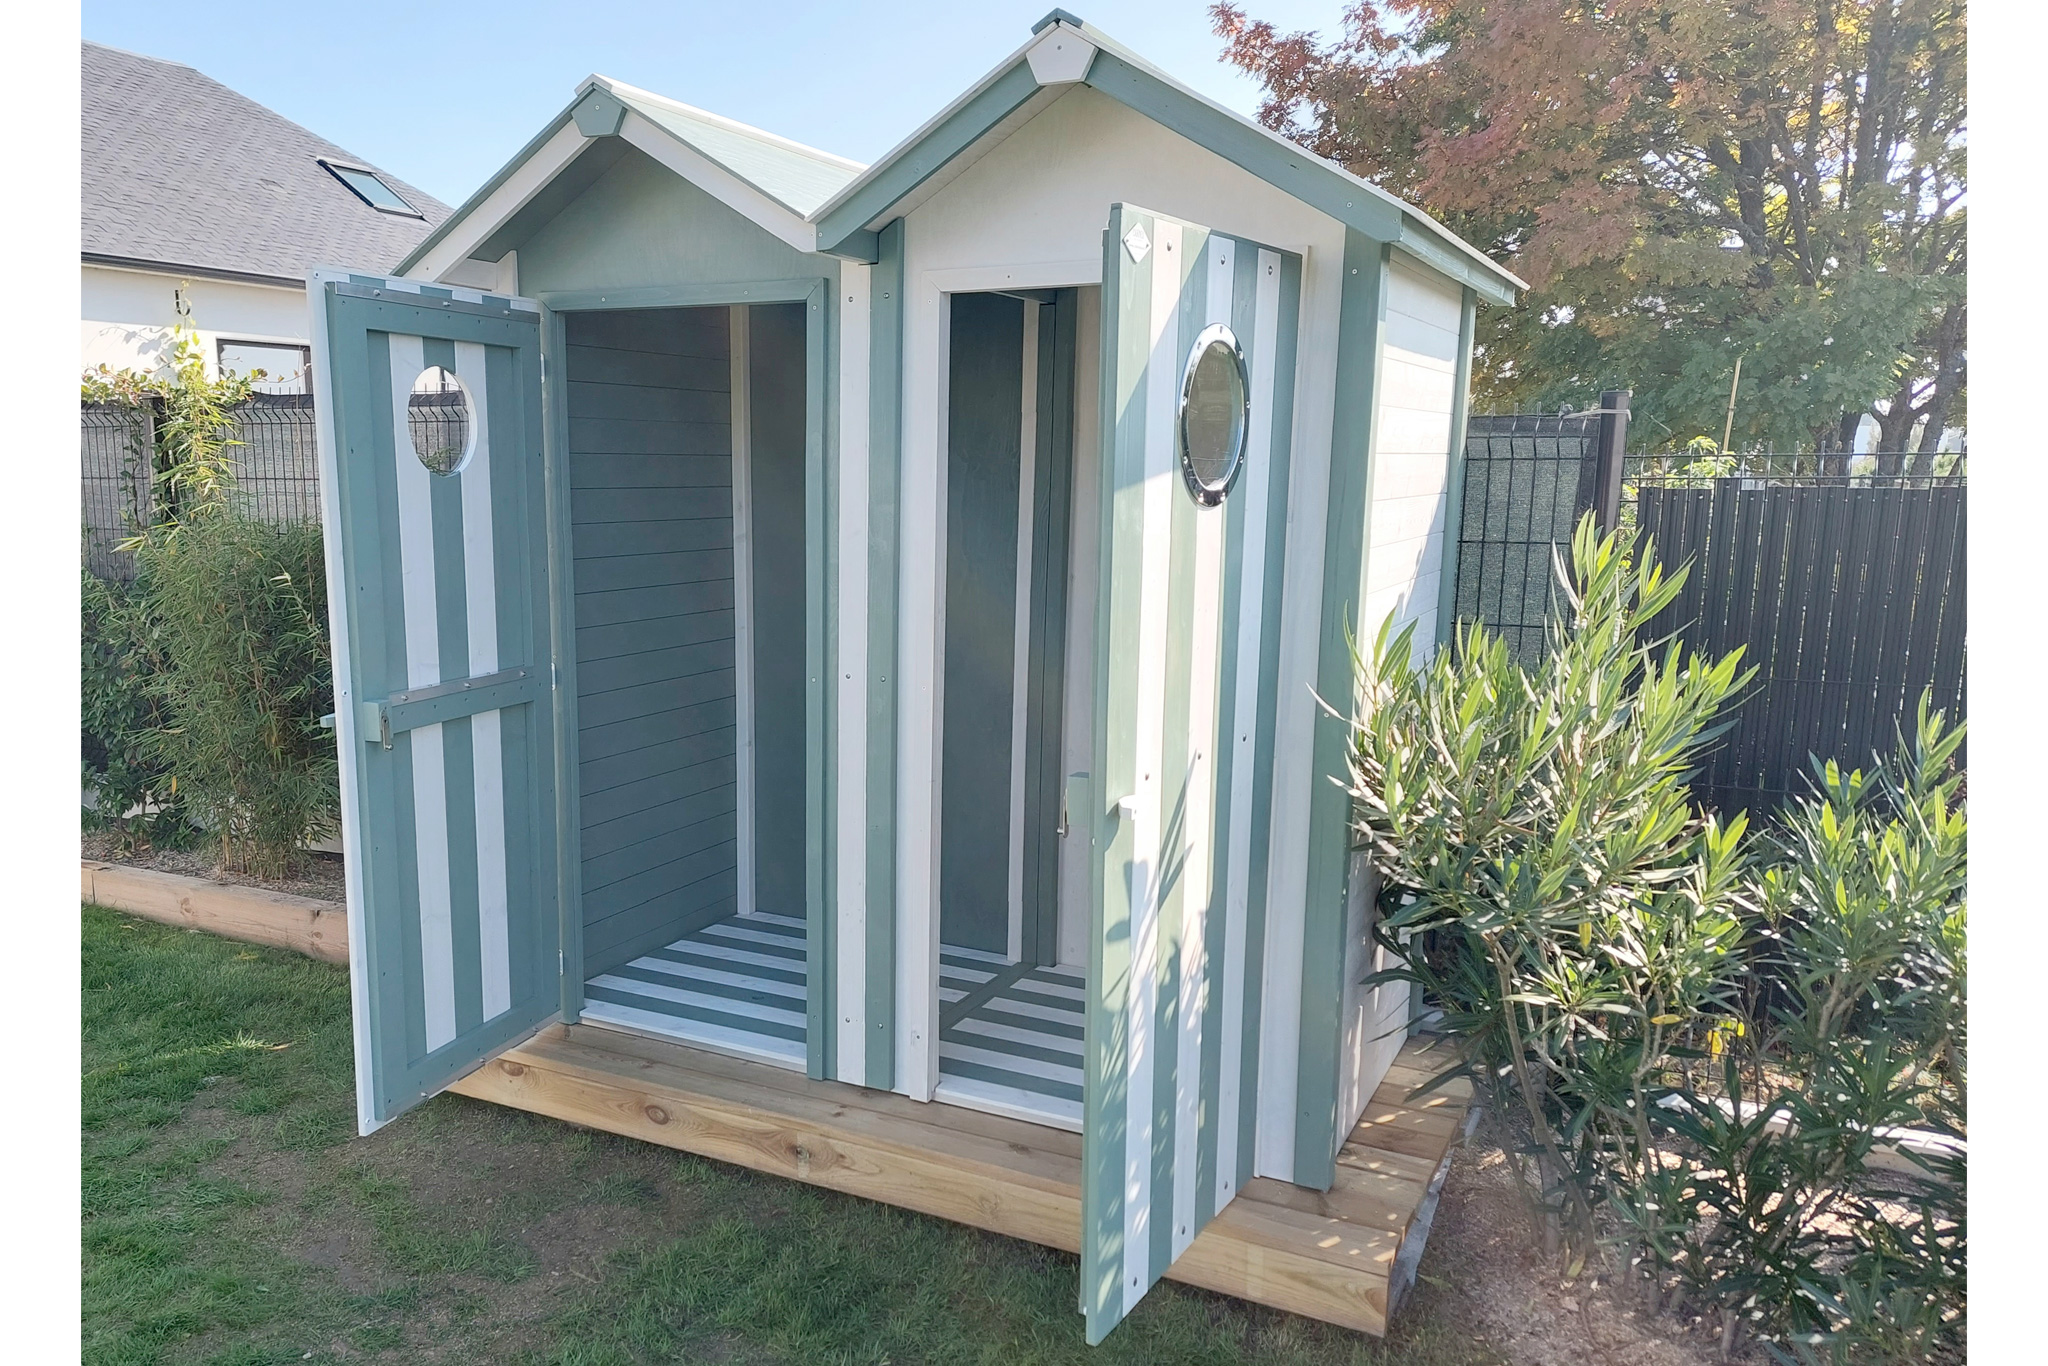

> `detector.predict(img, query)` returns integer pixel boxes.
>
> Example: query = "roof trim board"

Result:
[400,116,590,279]
[83,252,306,291]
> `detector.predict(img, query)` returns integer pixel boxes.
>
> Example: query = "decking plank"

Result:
[447,1025,1470,1338]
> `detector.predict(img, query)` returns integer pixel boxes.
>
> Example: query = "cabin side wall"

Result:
[1330,255,1467,1145]
[1362,257,1465,658]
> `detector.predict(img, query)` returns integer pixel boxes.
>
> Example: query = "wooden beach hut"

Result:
[308,11,1521,1341]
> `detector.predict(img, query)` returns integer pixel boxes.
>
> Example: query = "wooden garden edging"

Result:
[81,860,348,964]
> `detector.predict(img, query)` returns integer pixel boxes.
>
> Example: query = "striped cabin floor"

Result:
[936,946,1086,1131]
[580,912,807,1070]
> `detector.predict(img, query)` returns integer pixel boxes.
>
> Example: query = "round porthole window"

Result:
[407,366,474,475]
[1178,324,1249,506]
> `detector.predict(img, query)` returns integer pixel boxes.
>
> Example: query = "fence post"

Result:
[1594,389,1631,532]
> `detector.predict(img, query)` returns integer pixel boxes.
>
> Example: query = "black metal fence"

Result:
[1632,473,1967,816]
[81,395,322,580]
[82,403,154,580]
[1448,394,1629,663]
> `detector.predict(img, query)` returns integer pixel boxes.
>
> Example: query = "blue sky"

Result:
[81,1,1348,210]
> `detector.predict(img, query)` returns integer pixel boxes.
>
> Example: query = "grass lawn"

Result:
[83,905,1504,1366]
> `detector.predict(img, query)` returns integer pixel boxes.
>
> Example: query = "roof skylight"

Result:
[319,159,420,216]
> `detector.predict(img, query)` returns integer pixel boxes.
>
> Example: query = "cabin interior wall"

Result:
[937,290,1080,966]
[566,303,807,984]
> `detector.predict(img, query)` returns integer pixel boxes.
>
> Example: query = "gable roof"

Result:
[810,12,1522,304]
[82,41,449,287]
[397,76,866,278]
[400,13,1518,306]
[600,79,865,217]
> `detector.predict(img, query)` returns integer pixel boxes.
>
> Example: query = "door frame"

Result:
[902,259,1098,1100]
[534,278,832,1075]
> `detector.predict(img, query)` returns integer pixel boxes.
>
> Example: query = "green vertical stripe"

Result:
[486,339,545,1012]
[540,309,584,1022]
[865,222,905,1088]
[1083,204,1149,1341]
[1294,235,1390,1190]
[423,335,484,1038]
[351,322,411,1112]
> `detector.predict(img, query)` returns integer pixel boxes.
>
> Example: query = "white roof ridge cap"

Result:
[584,74,868,171]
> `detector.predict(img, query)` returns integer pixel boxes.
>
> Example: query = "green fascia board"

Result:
[811,59,1044,256]
[396,106,583,275]
[809,18,1522,304]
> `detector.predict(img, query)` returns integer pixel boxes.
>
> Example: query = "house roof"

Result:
[82,41,450,287]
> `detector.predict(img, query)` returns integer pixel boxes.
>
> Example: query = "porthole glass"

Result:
[1178,325,1249,506]
[407,366,473,475]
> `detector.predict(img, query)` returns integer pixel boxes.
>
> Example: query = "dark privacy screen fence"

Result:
[1633,476,1967,816]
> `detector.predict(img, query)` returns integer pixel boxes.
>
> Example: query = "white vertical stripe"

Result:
[897,281,948,1098]
[1171,234,1234,1255]
[1124,218,1182,1311]
[836,267,873,1084]
[1217,249,1283,1206]
[1007,299,1041,964]
[730,306,757,920]
[454,339,511,1021]
[389,334,457,1052]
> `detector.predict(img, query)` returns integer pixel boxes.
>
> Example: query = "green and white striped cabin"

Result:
[309,9,1519,1345]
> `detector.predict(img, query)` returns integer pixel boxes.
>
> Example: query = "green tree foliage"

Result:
[1213,1,1965,463]
[1345,518,1964,1361]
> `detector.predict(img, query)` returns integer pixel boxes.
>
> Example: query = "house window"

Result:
[318,159,421,217]
[218,340,311,394]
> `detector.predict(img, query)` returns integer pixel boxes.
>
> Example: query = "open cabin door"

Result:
[309,272,563,1134]
[1081,208,1301,1341]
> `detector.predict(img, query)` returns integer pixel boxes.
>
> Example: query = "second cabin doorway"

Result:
[934,285,1097,1130]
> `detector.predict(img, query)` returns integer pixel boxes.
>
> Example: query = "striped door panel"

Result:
[313,275,561,1133]
[1082,209,1300,1342]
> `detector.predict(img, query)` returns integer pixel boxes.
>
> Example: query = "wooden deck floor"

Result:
[449,1023,1474,1337]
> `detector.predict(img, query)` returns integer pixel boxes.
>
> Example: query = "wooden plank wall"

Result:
[1636,481,1967,815]
[566,307,740,977]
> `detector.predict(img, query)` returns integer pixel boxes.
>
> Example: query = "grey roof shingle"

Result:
[82,41,450,284]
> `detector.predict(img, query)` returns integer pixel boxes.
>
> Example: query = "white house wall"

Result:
[895,85,1362,1171]
[82,264,309,377]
